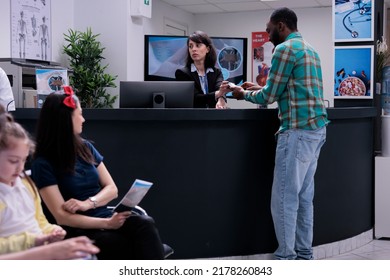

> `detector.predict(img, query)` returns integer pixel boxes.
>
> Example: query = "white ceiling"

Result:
[159,0,333,14]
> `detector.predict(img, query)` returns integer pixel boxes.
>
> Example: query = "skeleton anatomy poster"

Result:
[11,0,51,61]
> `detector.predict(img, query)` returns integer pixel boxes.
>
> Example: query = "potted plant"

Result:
[63,28,117,108]
[376,36,390,90]
[376,36,390,115]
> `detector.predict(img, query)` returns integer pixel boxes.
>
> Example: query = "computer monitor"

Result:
[120,81,194,108]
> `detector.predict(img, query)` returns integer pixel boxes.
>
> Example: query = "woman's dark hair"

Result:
[34,93,94,174]
[270,7,298,31]
[185,30,217,69]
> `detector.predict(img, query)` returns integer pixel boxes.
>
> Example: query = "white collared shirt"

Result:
[0,177,42,237]
[191,64,214,94]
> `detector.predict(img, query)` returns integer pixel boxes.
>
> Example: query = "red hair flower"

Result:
[62,86,76,109]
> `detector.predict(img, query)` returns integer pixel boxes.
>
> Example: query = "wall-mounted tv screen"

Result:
[144,35,247,85]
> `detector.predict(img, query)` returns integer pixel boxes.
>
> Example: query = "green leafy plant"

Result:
[63,28,117,108]
[376,36,390,83]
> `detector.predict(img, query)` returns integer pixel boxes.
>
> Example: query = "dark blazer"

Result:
[175,66,223,108]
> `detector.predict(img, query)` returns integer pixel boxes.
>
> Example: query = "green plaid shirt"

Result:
[245,32,329,133]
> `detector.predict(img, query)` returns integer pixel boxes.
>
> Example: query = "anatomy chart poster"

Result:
[251,32,273,86]
[11,0,51,61]
[333,0,373,42]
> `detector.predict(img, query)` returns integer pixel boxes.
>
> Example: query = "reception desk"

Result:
[13,107,377,259]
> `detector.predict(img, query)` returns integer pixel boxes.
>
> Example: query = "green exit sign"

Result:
[144,0,150,5]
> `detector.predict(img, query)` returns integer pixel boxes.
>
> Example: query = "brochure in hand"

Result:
[113,179,153,213]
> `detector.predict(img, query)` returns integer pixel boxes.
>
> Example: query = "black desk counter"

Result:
[13,107,377,259]
[13,106,377,120]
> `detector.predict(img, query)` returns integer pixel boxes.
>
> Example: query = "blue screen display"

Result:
[145,35,247,85]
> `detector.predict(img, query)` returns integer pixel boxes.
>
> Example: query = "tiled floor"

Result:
[312,229,390,260]
[324,238,390,260]
[210,230,390,260]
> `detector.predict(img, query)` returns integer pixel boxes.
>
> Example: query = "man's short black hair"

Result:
[270,7,298,31]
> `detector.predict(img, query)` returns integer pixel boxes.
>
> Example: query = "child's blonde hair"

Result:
[0,105,37,195]
[0,109,35,154]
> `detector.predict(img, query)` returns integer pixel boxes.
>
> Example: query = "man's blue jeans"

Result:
[271,127,326,260]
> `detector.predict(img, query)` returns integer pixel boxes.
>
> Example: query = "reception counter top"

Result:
[13,106,377,120]
[13,107,377,259]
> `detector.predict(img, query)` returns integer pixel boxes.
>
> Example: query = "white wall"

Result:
[51,0,74,64]
[194,7,333,108]
[71,0,195,107]
[0,0,11,57]
[0,0,195,108]
[125,0,195,81]
[72,0,129,107]
[0,0,334,108]
[143,0,194,38]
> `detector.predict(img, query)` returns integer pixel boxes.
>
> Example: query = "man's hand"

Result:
[241,81,262,91]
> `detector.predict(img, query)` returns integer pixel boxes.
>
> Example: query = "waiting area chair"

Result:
[108,205,174,259]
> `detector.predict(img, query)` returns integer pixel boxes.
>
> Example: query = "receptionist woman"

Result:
[175,31,230,109]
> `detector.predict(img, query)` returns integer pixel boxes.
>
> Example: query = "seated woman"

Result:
[175,30,230,109]
[31,87,165,260]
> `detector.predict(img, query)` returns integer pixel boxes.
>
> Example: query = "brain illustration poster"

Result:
[36,68,68,107]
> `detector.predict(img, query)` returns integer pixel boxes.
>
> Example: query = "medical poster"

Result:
[36,68,68,107]
[11,0,51,61]
[334,46,373,98]
[333,0,373,42]
[251,32,273,86]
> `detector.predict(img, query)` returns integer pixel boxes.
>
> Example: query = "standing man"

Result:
[220,7,329,259]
